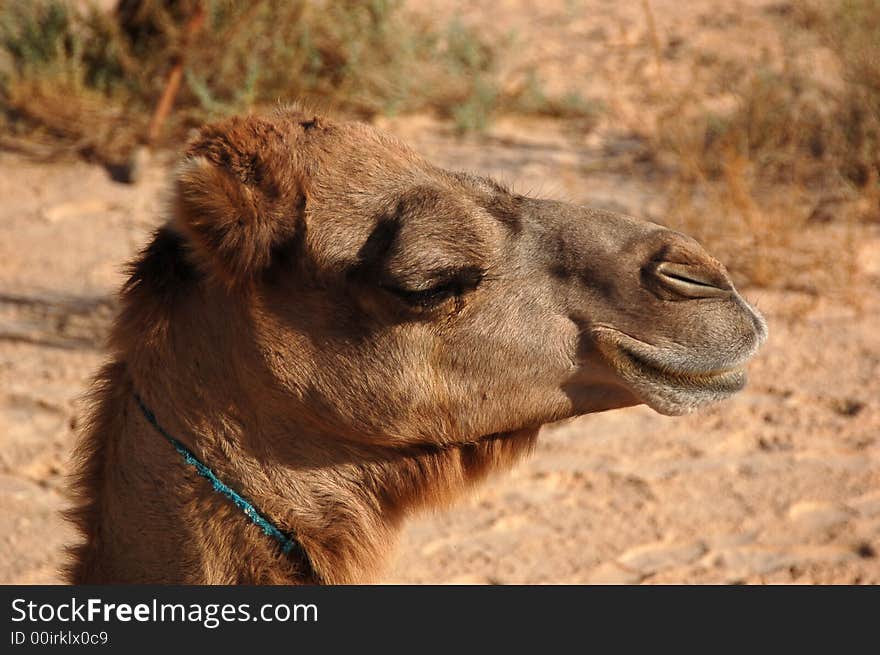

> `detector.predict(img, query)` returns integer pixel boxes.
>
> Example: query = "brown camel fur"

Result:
[66,107,767,584]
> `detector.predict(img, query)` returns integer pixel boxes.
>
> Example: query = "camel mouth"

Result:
[592,327,749,416]
[615,338,747,392]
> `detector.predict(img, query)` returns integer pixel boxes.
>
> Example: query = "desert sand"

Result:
[0,0,878,584]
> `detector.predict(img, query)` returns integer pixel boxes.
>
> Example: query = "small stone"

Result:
[446,574,495,585]
[788,501,853,532]
[490,515,529,532]
[849,492,880,518]
[42,199,111,223]
[855,542,876,559]
[585,561,643,584]
[795,545,859,566]
[831,398,865,417]
[709,531,758,549]
[617,540,707,575]
[857,238,880,278]
[105,146,151,185]
[419,540,447,557]
[0,474,38,498]
[712,546,795,577]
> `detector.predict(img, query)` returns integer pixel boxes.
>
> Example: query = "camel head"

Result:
[171,108,767,449]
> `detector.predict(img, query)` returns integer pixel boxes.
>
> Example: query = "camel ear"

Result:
[173,116,305,285]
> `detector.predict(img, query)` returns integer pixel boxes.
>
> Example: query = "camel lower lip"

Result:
[615,341,746,392]
[591,327,748,414]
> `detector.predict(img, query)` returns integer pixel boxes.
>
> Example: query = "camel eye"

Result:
[383,267,484,308]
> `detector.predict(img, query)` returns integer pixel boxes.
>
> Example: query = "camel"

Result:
[66,107,767,584]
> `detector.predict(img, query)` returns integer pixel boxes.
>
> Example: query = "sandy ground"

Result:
[1,0,878,584]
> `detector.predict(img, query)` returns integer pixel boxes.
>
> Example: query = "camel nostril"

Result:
[652,261,732,299]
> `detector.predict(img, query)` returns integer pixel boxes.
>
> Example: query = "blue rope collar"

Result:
[133,392,318,580]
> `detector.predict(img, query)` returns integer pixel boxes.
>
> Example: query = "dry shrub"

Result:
[4,0,462,158]
[0,0,599,161]
[799,0,880,189]
[654,0,879,295]
[3,77,146,160]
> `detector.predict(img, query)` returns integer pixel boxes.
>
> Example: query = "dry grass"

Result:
[1,1,876,298]
[651,0,879,295]
[0,0,599,163]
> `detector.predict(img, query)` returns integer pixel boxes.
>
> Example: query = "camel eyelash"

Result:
[382,267,485,308]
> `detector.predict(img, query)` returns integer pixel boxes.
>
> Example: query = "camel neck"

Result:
[70,358,537,583]
[132,391,321,582]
